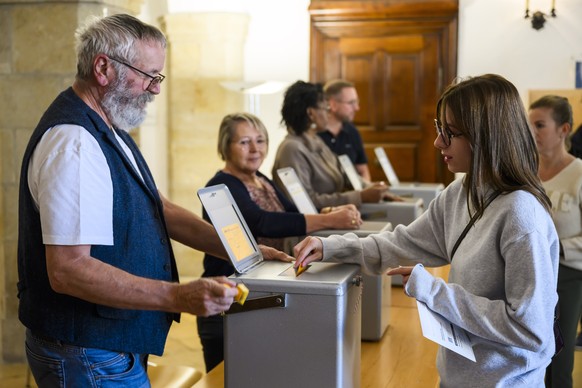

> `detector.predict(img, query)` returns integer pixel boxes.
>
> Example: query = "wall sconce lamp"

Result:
[525,0,556,30]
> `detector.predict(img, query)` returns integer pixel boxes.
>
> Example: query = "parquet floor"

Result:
[2,268,581,387]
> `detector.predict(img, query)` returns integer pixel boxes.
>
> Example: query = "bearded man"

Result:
[17,13,287,386]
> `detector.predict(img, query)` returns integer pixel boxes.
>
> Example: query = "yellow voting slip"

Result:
[224,283,249,305]
[294,264,310,277]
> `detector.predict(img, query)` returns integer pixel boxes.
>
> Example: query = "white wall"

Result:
[458,0,582,102]
[242,0,311,177]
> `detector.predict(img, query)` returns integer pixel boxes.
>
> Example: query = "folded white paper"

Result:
[417,301,476,362]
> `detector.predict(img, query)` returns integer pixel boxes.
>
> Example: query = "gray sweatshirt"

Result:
[321,178,559,387]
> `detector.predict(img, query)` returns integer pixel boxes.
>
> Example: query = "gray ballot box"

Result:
[312,221,392,341]
[360,200,423,287]
[274,167,424,227]
[334,157,427,223]
[225,261,362,388]
[335,156,425,329]
[388,184,444,210]
[275,167,415,342]
[359,198,424,225]
[197,184,363,388]
[373,146,444,209]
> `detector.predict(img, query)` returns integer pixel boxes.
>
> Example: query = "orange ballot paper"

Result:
[222,223,253,262]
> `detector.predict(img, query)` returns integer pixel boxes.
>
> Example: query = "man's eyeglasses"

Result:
[336,99,359,106]
[434,119,463,147]
[108,56,165,92]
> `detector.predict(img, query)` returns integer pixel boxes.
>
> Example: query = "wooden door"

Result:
[309,0,458,184]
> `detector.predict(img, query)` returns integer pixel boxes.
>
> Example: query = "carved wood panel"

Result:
[310,0,458,184]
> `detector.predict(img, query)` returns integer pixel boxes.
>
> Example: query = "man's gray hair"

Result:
[75,13,166,79]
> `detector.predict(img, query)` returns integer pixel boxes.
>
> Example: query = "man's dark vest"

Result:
[17,87,179,355]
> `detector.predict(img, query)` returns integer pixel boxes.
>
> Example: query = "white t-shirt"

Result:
[542,158,582,270]
[28,124,142,246]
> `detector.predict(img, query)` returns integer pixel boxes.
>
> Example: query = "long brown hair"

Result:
[436,74,551,216]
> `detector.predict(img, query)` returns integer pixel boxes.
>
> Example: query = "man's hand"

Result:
[360,182,388,203]
[175,277,238,317]
[382,192,404,202]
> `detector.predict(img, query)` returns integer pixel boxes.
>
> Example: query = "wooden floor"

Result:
[2,268,581,387]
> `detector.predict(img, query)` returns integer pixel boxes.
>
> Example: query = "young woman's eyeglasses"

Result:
[108,56,165,92]
[434,119,463,147]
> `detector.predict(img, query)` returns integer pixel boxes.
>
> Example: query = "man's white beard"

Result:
[101,73,154,131]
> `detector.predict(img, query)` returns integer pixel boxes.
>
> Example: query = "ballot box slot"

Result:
[226,294,286,314]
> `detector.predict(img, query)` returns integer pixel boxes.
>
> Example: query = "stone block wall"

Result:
[161,13,248,275]
[0,0,249,363]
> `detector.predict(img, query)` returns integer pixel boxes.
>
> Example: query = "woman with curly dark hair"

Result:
[272,80,397,209]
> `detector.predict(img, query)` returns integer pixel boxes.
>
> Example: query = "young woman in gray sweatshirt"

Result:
[293,74,559,387]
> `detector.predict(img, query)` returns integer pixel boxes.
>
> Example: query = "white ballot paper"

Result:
[417,301,476,362]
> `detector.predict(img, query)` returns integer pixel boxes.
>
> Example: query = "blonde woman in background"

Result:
[529,95,582,388]
[197,112,362,372]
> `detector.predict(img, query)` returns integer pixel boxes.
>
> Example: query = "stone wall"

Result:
[0,0,249,363]
[160,12,248,275]
[0,0,142,364]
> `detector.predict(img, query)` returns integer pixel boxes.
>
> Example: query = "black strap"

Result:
[450,191,501,260]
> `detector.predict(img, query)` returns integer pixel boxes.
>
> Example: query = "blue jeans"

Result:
[25,330,150,387]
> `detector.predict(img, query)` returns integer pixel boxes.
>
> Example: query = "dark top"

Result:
[17,87,177,356]
[201,170,306,277]
[570,124,582,159]
[318,121,368,165]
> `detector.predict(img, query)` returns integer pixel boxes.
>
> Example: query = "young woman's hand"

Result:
[386,266,414,287]
[293,236,324,269]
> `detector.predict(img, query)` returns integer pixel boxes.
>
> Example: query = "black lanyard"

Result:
[450,191,501,260]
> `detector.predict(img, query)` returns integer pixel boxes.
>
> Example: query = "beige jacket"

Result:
[272,133,361,209]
